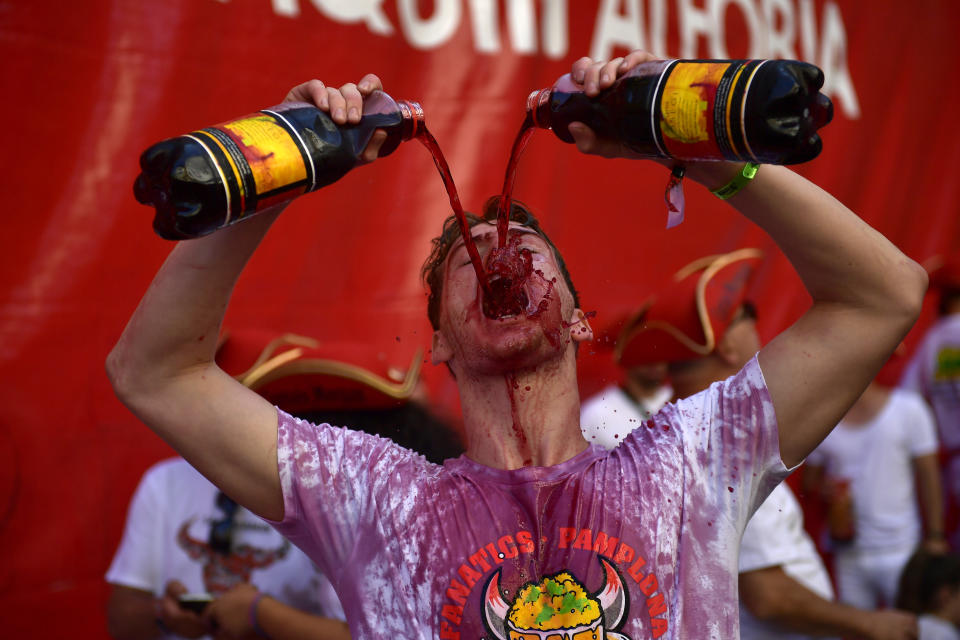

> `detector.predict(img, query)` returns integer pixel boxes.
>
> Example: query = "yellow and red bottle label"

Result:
[221,115,307,199]
[190,111,312,223]
[656,60,761,162]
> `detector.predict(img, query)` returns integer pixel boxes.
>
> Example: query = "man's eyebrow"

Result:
[447,226,541,259]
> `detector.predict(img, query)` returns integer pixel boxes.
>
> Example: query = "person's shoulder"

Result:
[580,384,627,413]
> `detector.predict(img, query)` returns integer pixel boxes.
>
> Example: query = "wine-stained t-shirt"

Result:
[268,356,786,640]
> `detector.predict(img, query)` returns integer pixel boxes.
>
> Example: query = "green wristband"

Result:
[711,162,760,200]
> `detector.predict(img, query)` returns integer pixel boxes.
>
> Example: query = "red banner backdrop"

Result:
[1,1,958,635]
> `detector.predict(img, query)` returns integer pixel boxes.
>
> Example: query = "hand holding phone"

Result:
[178,593,214,614]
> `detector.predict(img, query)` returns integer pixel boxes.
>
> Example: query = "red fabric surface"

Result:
[1,1,958,634]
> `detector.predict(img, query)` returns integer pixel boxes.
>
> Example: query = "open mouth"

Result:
[481,241,535,320]
[482,275,530,319]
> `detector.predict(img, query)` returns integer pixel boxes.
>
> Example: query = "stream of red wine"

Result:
[416,126,491,296]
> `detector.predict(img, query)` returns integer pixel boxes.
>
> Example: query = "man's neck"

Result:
[458,350,588,470]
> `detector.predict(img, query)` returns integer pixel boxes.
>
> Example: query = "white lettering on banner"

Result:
[509,0,537,54]
[541,0,569,59]
[240,0,860,119]
[799,0,818,63]
[468,0,501,52]
[310,0,394,34]
[818,1,859,118]
[648,0,668,56]
[764,0,797,59]
[398,0,462,49]
[270,0,298,17]
[591,0,648,59]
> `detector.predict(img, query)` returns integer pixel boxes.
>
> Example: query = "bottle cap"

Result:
[526,89,552,129]
[398,101,424,140]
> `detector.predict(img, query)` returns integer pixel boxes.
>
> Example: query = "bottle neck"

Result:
[398,101,425,140]
[526,89,553,130]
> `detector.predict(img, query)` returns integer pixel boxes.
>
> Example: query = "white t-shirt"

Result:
[106,458,344,640]
[738,482,835,640]
[580,383,673,449]
[807,389,939,552]
[918,614,960,640]
[900,314,960,450]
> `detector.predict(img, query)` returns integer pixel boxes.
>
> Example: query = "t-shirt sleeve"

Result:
[669,355,789,532]
[105,464,166,593]
[266,409,438,581]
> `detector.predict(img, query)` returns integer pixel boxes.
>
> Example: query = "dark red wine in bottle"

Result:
[134,91,424,240]
[527,59,833,165]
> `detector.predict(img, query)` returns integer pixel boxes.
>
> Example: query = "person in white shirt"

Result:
[106,457,348,640]
[805,381,946,609]
[581,354,672,448]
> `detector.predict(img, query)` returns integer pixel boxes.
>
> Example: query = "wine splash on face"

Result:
[418,116,552,326]
[417,127,491,295]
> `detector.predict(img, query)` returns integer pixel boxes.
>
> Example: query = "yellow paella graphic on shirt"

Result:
[935,347,960,381]
[483,557,632,640]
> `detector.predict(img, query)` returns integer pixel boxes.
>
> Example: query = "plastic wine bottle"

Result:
[527,59,833,165]
[135,91,424,239]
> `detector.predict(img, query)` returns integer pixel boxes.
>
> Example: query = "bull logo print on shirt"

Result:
[483,557,631,640]
[177,493,291,593]
[177,520,290,593]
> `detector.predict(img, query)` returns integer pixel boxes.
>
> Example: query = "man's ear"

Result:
[568,309,594,344]
[431,330,453,365]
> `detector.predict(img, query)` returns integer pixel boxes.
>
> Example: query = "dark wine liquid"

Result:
[495,114,535,248]
[416,126,490,295]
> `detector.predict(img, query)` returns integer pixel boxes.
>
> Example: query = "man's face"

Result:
[431,222,590,376]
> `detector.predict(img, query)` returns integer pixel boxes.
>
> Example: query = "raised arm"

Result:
[106,75,389,520]
[569,52,927,468]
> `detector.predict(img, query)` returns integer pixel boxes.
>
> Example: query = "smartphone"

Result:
[178,593,213,614]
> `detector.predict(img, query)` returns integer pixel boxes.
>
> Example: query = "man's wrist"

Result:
[248,592,272,639]
[681,161,748,192]
[153,598,171,636]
